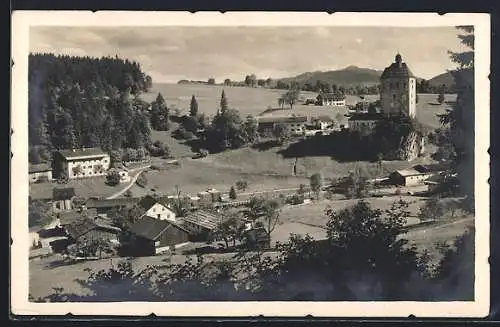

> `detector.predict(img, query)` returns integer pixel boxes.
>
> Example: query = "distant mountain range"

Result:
[277,66,455,88]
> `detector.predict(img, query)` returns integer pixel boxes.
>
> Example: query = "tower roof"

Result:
[381,53,415,79]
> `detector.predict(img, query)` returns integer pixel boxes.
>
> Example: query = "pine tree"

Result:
[437,26,475,210]
[190,95,199,116]
[220,90,228,113]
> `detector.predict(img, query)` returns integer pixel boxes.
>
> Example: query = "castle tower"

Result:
[380,53,417,118]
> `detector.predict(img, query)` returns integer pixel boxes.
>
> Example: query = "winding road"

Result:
[105,165,150,200]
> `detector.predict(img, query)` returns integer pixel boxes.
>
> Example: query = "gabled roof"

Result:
[181,210,223,231]
[58,147,108,160]
[52,187,76,201]
[29,163,52,173]
[65,218,121,240]
[257,115,308,124]
[129,216,189,241]
[318,92,346,101]
[137,195,159,211]
[412,163,448,173]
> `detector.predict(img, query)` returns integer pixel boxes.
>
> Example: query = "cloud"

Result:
[30,26,465,82]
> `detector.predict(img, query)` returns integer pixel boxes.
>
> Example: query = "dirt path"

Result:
[105,166,150,200]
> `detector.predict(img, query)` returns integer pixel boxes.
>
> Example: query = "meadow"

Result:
[144,83,455,129]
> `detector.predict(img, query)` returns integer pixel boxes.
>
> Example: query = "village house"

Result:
[312,116,335,130]
[127,216,190,256]
[53,147,110,180]
[316,92,346,106]
[56,207,98,228]
[135,195,177,222]
[257,115,308,136]
[64,217,122,245]
[388,168,435,187]
[29,163,53,183]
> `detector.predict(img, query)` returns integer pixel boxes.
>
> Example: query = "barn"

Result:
[65,218,121,244]
[127,216,190,256]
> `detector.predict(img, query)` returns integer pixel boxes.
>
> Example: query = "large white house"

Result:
[54,147,110,179]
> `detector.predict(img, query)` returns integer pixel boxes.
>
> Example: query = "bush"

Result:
[106,170,121,186]
[229,186,237,200]
[286,194,304,205]
[136,172,148,188]
[236,180,248,191]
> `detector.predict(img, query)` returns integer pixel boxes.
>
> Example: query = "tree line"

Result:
[28,53,153,164]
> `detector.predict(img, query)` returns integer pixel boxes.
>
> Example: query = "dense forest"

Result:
[28,53,154,164]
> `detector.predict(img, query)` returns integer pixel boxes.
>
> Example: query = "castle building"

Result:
[379,53,417,118]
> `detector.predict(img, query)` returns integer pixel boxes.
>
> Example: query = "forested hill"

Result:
[28,53,154,164]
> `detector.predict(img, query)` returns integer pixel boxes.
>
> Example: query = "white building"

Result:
[29,163,53,183]
[54,147,110,179]
[257,115,308,136]
[136,195,177,222]
[380,53,417,118]
[317,92,346,106]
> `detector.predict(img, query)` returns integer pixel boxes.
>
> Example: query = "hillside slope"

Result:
[278,66,383,86]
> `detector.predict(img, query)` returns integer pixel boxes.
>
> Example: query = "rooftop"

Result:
[58,147,108,160]
[318,92,346,101]
[412,163,449,173]
[181,210,223,231]
[380,54,415,79]
[348,113,385,121]
[129,216,188,241]
[52,187,76,201]
[29,163,52,173]
[257,115,308,124]
[314,115,335,122]
[58,208,98,226]
[137,195,159,211]
[393,168,426,177]
[85,197,138,209]
[65,218,120,240]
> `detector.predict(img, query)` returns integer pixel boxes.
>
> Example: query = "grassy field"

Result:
[144,83,455,129]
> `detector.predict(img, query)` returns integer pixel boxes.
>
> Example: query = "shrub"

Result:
[229,186,237,200]
[106,170,121,186]
[136,172,148,188]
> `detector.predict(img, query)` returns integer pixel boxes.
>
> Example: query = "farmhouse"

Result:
[136,195,177,222]
[388,168,434,187]
[29,163,53,183]
[316,92,346,106]
[65,218,121,244]
[53,147,110,180]
[257,115,308,136]
[127,216,190,256]
[347,113,384,136]
[313,116,335,130]
[380,53,417,118]
[180,210,223,239]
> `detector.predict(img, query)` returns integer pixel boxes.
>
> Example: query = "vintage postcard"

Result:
[11,11,491,317]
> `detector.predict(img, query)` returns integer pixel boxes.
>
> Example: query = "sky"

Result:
[30,26,468,83]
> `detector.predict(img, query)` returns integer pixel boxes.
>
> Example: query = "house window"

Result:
[152,208,156,213]
[157,214,161,219]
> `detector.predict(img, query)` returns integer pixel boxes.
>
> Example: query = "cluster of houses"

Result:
[256,114,338,137]
[35,184,264,258]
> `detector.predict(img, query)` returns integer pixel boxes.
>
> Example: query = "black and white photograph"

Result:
[11,12,490,317]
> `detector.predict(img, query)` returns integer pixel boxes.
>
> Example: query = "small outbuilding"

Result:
[388,168,434,187]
